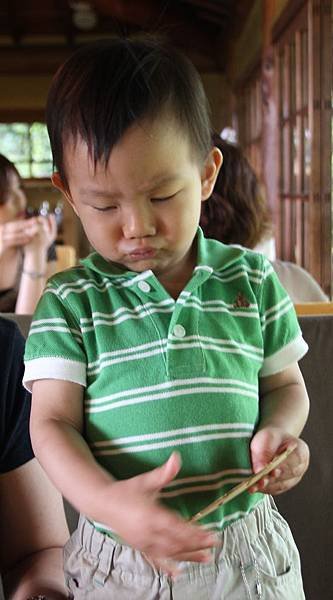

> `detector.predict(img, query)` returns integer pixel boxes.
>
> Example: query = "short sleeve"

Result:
[258,257,308,377]
[0,318,34,473]
[24,281,87,391]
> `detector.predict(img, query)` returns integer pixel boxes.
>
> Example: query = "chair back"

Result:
[294,302,333,316]
[272,260,328,302]
[55,244,77,272]
[276,314,333,599]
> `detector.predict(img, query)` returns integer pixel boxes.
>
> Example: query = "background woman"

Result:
[200,134,328,302]
[0,154,57,313]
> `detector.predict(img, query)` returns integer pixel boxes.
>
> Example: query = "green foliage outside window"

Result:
[0,122,53,178]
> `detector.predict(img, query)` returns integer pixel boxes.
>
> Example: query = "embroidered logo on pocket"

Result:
[233,292,250,308]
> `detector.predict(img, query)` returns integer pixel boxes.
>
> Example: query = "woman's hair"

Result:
[0,154,20,206]
[200,133,272,249]
[46,36,212,189]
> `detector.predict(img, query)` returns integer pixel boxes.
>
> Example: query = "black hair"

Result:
[0,154,20,206]
[46,36,212,189]
[200,133,272,248]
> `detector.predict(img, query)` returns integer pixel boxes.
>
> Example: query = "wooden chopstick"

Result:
[189,444,297,523]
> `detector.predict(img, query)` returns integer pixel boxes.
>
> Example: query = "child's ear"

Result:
[201,147,223,201]
[51,173,78,215]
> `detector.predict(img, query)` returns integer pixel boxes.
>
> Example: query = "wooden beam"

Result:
[93,0,219,66]
[272,0,307,42]
[180,0,230,17]
[0,47,72,75]
[5,0,23,44]
[0,108,46,122]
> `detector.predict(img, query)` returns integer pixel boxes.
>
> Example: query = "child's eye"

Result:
[151,194,175,203]
[92,205,117,212]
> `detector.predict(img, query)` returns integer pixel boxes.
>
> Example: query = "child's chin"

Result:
[130,264,154,273]
[125,259,157,272]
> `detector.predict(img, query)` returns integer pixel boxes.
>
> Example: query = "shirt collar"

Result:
[195,226,245,272]
[81,252,128,278]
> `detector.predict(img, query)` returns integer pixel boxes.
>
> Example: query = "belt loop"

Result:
[78,514,85,547]
[93,539,116,587]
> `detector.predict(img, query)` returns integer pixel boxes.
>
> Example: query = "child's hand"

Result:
[249,427,310,495]
[105,452,217,575]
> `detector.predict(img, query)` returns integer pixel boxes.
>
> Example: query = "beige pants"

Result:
[64,496,305,599]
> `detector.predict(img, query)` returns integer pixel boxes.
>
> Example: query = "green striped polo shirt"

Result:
[24,228,308,534]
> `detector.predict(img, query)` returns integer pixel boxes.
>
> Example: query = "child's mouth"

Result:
[128,248,156,260]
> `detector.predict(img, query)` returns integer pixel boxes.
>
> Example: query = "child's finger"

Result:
[144,548,214,577]
[146,527,217,559]
[170,548,214,563]
[280,441,310,479]
[249,455,309,494]
[144,512,217,559]
[136,452,182,495]
[259,474,304,495]
[248,477,269,493]
[144,554,181,577]
[162,527,217,558]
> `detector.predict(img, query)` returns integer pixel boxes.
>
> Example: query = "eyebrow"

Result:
[79,189,119,200]
[78,175,181,200]
[146,174,181,189]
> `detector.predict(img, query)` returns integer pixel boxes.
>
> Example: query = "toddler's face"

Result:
[53,116,221,291]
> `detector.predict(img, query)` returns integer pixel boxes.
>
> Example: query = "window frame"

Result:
[273,0,332,295]
[0,110,52,182]
[235,66,263,178]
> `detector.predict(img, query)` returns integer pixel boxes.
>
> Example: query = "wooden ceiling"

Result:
[0,0,255,74]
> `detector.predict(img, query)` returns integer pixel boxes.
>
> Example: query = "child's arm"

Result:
[30,379,217,574]
[249,362,310,495]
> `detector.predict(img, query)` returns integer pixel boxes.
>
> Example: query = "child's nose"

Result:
[123,205,156,239]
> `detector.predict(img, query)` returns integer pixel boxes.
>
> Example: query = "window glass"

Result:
[0,122,53,177]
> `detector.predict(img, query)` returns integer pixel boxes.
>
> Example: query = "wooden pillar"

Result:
[261,1,279,243]
[308,0,332,294]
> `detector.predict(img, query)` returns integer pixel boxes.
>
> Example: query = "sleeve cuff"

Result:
[24,357,86,391]
[260,334,308,377]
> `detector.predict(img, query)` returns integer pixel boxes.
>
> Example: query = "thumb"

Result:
[139,452,182,494]
[250,428,282,474]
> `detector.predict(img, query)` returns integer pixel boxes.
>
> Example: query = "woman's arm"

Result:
[15,215,57,314]
[0,458,69,599]
[46,260,58,279]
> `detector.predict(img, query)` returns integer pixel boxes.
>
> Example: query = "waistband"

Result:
[74,495,277,584]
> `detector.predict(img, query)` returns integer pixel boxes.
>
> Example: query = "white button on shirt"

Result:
[173,324,186,338]
[138,280,151,293]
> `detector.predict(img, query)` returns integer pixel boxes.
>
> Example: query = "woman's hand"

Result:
[24,215,57,256]
[0,214,57,257]
[249,426,310,495]
[0,219,36,254]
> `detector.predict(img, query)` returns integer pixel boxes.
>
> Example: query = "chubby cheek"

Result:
[175,205,201,242]
[81,217,121,259]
